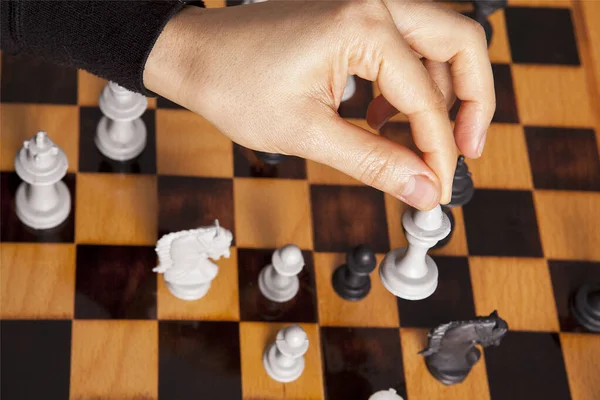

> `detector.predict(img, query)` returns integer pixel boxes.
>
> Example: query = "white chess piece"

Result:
[258,244,305,302]
[242,0,268,4]
[341,75,356,102]
[95,81,148,161]
[379,205,450,300]
[14,131,71,230]
[154,220,233,300]
[369,389,404,400]
[263,324,309,383]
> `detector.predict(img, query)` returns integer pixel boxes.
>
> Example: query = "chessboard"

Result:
[1,1,599,399]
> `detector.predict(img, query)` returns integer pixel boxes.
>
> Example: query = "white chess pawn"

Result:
[95,81,148,161]
[369,389,404,400]
[263,324,309,383]
[258,244,305,303]
[379,205,451,300]
[341,75,356,102]
[14,131,71,230]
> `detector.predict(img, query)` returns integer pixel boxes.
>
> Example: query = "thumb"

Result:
[301,114,441,211]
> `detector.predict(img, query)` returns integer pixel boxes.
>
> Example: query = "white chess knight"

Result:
[379,205,451,300]
[14,131,71,230]
[96,81,148,161]
[258,244,305,303]
[263,324,309,383]
[154,220,233,301]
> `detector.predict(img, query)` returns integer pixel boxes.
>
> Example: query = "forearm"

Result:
[1,0,202,95]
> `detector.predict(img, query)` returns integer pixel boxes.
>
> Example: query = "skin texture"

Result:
[143,0,495,211]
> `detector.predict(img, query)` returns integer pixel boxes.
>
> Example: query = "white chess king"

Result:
[379,205,451,300]
[154,220,233,301]
[95,81,148,161]
[14,131,71,230]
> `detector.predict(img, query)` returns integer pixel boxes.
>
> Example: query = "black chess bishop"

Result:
[420,311,508,385]
[332,244,377,301]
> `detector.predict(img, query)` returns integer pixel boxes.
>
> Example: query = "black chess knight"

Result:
[420,311,508,385]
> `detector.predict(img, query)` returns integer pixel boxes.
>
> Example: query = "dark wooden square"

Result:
[463,189,543,257]
[159,321,242,400]
[338,77,374,119]
[78,107,157,174]
[525,126,600,191]
[74,245,157,319]
[0,172,76,243]
[233,144,307,179]
[158,176,234,240]
[548,260,600,332]
[237,248,317,323]
[485,331,571,400]
[310,185,389,253]
[321,327,407,400]
[1,320,72,400]
[1,54,77,104]
[397,256,476,328]
[451,64,519,123]
[157,96,185,109]
[505,7,580,65]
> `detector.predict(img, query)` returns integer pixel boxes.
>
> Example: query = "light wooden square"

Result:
[512,65,594,127]
[78,70,156,108]
[239,322,324,400]
[560,333,600,400]
[234,178,313,249]
[156,109,233,177]
[76,173,158,245]
[469,256,560,331]
[70,320,158,400]
[400,328,491,400]
[0,244,75,318]
[488,10,512,64]
[508,0,571,7]
[314,252,399,327]
[0,104,79,172]
[534,190,600,261]
[158,247,239,320]
[468,123,533,190]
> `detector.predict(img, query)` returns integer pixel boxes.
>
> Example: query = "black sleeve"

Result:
[1,1,205,95]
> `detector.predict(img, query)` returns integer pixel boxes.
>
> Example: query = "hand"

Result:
[143,0,495,210]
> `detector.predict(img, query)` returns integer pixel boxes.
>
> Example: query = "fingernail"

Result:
[477,131,488,156]
[398,175,439,210]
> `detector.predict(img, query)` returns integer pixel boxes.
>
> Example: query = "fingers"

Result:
[366,60,455,130]
[383,0,495,158]
[303,114,442,211]
[369,29,456,203]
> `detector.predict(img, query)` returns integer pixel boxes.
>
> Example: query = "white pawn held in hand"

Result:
[154,220,233,301]
[96,81,147,161]
[379,205,451,300]
[259,244,304,303]
[263,324,309,383]
[14,131,71,230]
[341,75,356,102]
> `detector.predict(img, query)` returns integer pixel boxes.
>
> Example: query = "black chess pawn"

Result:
[469,0,508,45]
[570,283,600,333]
[254,150,286,166]
[433,156,473,249]
[332,245,377,301]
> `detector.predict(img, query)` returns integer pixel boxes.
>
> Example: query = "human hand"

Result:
[143,0,495,210]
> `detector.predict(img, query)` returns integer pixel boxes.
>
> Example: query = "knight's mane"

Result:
[419,316,500,356]
[153,229,203,273]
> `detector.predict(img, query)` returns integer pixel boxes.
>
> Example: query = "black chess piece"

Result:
[432,205,455,249]
[570,283,600,333]
[332,244,377,301]
[420,311,509,385]
[254,150,286,166]
[469,0,508,45]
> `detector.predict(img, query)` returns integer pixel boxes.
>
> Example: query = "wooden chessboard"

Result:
[1,1,599,399]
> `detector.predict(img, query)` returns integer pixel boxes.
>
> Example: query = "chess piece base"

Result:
[258,265,299,303]
[255,151,286,165]
[424,358,469,386]
[165,280,211,301]
[570,284,600,332]
[262,342,305,383]
[95,117,147,161]
[15,181,71,230]
[379,247,438,300]
[332,265,371,301]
